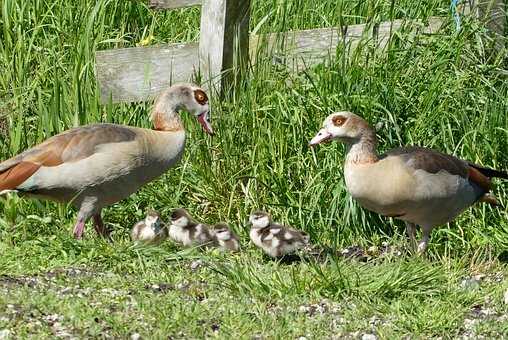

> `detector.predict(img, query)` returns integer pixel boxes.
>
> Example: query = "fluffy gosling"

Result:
[168,208,215,247]
[248,210,309,258]
[211,223,240,252]
[131,210,168,245]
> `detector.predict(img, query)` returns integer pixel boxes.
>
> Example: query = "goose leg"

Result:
[417,227,431,254]
[73,198,97,239]
[73,219,86,240]
[93,213,110,238]
[405,222,417,250]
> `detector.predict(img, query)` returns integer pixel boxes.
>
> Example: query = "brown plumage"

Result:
[310,111,507,253]
[0,84,212,239]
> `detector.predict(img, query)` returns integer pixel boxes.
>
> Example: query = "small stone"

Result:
[60,287,72,295]
[369,316,381,325]
[0,330,11,340]
[472,274,485,282]
[463,318,478,330]
[361,334,377,340]
[366,246,379,256]
[504,289,508,305]
[190,260,203,271]
[130,333,141,340]
[480,307,496,316]
[297,337,308,340]
[460,278,480,290]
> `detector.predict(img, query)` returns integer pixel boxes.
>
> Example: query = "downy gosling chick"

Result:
[248,210,310,258]
[168,208,215,247]
[212,223,240,252]
[131,210,168,245]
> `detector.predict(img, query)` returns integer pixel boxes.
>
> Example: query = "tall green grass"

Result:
[0,0,506,256]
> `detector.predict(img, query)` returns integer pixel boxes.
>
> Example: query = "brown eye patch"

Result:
[194,89,208,105]
[332,115,347,127]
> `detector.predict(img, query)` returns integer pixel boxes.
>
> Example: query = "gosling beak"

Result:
[309,129,332,146]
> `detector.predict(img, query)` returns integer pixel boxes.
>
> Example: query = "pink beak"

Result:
[309,129,332,146]
[197,111,214,135]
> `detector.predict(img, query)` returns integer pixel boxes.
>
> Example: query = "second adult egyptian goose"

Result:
[0,84,212,239]
[309,111,507,253]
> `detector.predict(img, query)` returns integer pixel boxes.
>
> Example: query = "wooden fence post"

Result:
[475,0,506,50]
[199,0,250,93]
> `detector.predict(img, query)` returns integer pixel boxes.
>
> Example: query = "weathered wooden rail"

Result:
[95,0,505,104]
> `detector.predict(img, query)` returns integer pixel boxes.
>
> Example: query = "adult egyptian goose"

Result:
[0,84,212,239]
[131,210,168,245]
[168,208,215,247]
[309,111,507,253]
[248,210,310,258]
[211,223,240,252]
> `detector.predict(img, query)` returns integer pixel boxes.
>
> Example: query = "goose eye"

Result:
[194,90,208,105]
[332,115,347,127]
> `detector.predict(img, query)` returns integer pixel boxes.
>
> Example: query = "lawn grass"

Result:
[1,0,507,338]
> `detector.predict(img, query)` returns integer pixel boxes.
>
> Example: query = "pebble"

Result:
[460,278,481,291]
[362,334,377,340]
[0,330,10,340]
[366,246,379,256]
[298,303,327,317]
[131,333,142,340]
[504,289,508,305]
[463,318,478,330]
[190,260,204,271]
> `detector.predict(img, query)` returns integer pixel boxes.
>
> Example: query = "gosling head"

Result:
[248,210,271,229]
[145,210,162,227]
[213,223,233,240]
[170,208,192,228]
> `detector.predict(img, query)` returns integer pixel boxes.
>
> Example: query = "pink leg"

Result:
[93,213,110,238]
[73,220,86,239]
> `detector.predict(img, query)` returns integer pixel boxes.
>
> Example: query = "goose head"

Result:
[248,210,271,229]
[152,83,213,135]
[309,111,371,146]
[170,208,192,228]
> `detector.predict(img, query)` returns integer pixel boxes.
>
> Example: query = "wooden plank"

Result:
[95,17,444,103]
[96,42,198,103]
[476,0,506,50]
[199,0,251,92]
[374,17,445,50]
[149,0,201,10]
[250,23,374,70]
